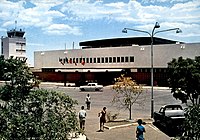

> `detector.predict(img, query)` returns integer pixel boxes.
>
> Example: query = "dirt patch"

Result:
[105,120,133,127]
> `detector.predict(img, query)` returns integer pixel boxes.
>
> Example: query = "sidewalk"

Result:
[84,107,170,140]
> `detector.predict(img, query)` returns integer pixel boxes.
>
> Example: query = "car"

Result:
[153,104,185,133]
[79,83,103,91]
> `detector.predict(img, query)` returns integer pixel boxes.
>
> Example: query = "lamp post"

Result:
[122,22,182,118]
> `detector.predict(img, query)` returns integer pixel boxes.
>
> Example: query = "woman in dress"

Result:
[98,107,107,132]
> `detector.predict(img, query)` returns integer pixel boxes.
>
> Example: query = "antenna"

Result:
[72,41,74,49]
[15,20,17,30]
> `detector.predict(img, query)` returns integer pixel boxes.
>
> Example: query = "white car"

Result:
[79,83,103,91]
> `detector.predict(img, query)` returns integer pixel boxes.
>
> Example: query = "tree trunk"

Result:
[129,103,132,120]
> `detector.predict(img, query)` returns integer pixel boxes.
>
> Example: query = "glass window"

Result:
[101,57,104,63]
[94,58,96,63]
[113,57,116,63]
[76,58,78,63]
[73,58,76,63]
[97,57,100,63]
[125,56,129,62]
[69,58,72,63]
[105,57,108,63]
[86,58,89,63]
[121,57,124,62]
[109,57,112,63]
[90,58,92,63]
[130,56,134,62]
[117,57,120,62]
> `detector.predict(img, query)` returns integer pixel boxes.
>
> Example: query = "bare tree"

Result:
[112,75,144,120]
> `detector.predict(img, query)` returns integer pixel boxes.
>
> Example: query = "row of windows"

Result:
[42,68,168,73]
[16,49,26,52]
[59,56,135,64]
[16,42,26,46]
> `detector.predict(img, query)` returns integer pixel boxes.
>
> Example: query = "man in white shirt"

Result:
[78,106,87,130]
[85,94,91,110]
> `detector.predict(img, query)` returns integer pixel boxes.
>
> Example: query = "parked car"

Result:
[79,83,103,91]
[153,104,185,133]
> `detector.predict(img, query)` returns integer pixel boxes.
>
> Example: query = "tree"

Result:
[112,75,144,120]
[168,56,200,105]
[180,104,200,139]
[167,56,200,140]
[0,57,79,139]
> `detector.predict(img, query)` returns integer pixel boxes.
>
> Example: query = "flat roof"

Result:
[80,37,181,49]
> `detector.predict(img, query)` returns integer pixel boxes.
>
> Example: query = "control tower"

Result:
[1,27,26,61]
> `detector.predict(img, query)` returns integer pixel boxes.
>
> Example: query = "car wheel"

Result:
[80,88,85,91]
[95,88,99,91]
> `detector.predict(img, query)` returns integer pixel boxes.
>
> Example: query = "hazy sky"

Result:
[0,0,200,66]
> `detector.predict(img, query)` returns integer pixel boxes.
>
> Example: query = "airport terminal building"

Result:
[33,37,200,86]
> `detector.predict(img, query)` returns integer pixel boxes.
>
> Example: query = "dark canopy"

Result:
[80,37,181,49]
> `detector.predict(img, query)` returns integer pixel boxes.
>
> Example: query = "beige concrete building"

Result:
[33,37,200,86]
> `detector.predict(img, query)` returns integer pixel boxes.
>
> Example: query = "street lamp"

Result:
[122,22,182,118]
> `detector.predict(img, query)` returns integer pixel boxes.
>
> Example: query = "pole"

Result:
[151,35,154,118]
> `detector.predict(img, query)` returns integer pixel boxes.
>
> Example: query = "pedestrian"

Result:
[78,106,86,130]
[98,107,107,132]
[136,119,145,140]
[85,94,91,110]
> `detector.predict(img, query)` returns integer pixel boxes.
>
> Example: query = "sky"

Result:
[0,0,200,66]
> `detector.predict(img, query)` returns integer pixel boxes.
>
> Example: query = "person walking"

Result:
[85,94,91,110]
[78,106,87,130]
[98,107,107,132]
[136,119,146,140]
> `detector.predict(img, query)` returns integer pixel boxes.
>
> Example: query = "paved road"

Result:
[39,83,183,140]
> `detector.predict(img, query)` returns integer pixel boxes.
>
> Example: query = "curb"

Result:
[104,118,153,130]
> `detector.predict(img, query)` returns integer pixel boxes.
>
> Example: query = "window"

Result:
[86,58,89,63]
[97,57,100,63]
[16,49,26,52]
[113,57,116,63]
[109,57,112,63]
[76,58,79,63]
[69,58,72,63]
[90,58,93,63]
[93,58,96,63]
[101,57,104,63]
[121,57,124,62]
[16,42,26,45]
[117,57,120,62]
[73,58,76,63]
[105,57,108,63]
[125,56,129,62]
[130,56,134,62]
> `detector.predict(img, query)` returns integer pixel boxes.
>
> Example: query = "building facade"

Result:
[1,29,26,61]
[33,37,200,86]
